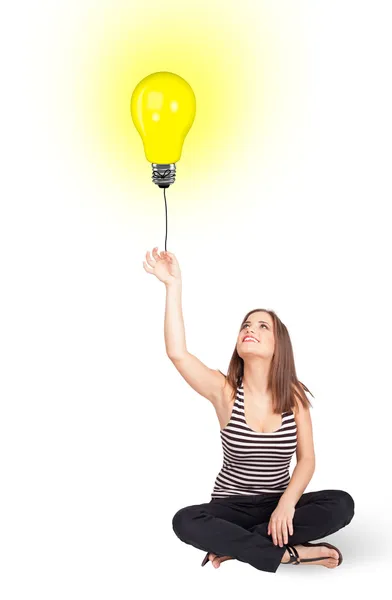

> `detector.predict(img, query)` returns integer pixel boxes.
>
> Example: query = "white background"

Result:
[1,0,391,597]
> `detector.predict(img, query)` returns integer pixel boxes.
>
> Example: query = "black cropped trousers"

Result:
[172,489,355,573]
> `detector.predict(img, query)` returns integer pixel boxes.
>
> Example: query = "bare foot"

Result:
[281,544,340,568]
[206,553,234,568]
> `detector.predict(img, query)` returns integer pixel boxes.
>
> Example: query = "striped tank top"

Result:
[211,377,297,499]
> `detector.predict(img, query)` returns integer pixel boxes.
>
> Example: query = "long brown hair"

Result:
[218,308,314,414]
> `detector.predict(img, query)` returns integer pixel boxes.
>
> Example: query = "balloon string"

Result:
[153,168,171,251]
[163,187,168,252]
[155,169,172,180]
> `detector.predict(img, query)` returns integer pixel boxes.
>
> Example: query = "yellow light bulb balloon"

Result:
[130,71,196,188]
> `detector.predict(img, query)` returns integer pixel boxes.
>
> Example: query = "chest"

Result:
[243,399,283,433]
[218,386,284,434]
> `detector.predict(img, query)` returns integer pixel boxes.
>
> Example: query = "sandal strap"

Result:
[285,544,300,565]
[300,556,329,562]
[286,542,342,565]
[302,541,343,565]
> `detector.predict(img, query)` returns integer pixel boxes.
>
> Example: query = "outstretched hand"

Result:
[143,247,182,285]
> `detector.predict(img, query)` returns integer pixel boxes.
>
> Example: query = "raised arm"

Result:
[143,247,226,405]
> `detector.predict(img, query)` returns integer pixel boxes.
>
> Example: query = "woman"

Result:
[143,247,355,573]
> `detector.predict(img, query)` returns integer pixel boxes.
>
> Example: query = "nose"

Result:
[244,330,255,337]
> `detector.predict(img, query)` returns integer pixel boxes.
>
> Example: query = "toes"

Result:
[328,558,339,568]
[209,553,233,566]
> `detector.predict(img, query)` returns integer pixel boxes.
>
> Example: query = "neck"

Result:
[242,361,271,397]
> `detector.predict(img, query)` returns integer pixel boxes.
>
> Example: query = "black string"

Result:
[163,187,168,251]
[151,167,171,251]
[154,168,172,180]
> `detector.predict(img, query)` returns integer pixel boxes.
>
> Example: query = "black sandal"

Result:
[202,541,343,567]
[284,542,343,566]
[201,551,226,567]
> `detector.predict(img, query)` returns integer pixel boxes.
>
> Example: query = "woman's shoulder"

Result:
[291,382,312,417]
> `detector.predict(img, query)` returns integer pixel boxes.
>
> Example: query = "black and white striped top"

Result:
[211,377,297,499]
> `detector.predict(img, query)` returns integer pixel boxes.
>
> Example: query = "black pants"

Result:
[172,489,355,573]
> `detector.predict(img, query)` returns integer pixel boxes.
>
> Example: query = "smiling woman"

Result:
[207,307,313,498]
[170,304,354,572]
[144,246,355,575]
[219,308,314,413]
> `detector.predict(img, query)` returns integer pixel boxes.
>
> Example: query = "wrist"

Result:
[165,278,181,288]
[278,495,296,507]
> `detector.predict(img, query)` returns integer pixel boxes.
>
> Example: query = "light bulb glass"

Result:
[130,71,196,186]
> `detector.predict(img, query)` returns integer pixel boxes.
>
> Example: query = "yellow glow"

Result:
[130,71,196,164]
[52,0,308,217]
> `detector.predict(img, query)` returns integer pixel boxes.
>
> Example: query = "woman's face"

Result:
[236,311,275,360]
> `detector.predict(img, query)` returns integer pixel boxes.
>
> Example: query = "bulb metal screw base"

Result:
[152,163,176,188]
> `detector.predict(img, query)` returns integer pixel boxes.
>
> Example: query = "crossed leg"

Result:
[173,489,354,572]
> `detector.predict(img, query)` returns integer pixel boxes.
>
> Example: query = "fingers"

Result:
[166,251,176,262]
[161,249,176,263]
[144,248,174,274]
[277,521,285,547]
[289,520,294,536]
[146,247,171,263]
[143,261,154,274]
[152,247,164,261]
[146,247,162,267]
[272,521,282,547]
[269,519,290,547]
[145,250,156,268]
[281,521,289,546]
[270,521,276,545]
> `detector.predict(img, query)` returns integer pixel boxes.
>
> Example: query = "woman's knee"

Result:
[172,506,198,539]
[335,490,355,523]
